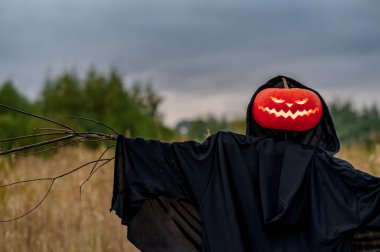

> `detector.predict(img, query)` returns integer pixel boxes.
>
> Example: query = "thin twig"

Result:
[15,138,114,157]
[0,104,75,131]
[0,158,112,189]
[0,180,55,222]
[0,132,70,142]
[62,116,119,135]
[90,159,113,177]
[55,158,113,180]
[71,132,117,140]
[0,178,52,188]
[79,157,115,201]
[89,145,115,175]
[89,158,114,180]
[15,137,86,157]
[0,135,76,156]
[0,132,116,156]
[78,145,116,200]
[34,128,72,132]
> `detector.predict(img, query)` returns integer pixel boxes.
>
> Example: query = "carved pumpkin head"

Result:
[252,87,323,131]
[247,76,339,154]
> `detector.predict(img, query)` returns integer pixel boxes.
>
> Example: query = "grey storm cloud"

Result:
[0,0,379,124]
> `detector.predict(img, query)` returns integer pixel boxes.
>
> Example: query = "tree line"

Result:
[0,68,173,150]
[0,70,379,150]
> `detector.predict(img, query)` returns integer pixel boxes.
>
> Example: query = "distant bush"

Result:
[175,101,380,147]
[176,115,231,141]
[329,101,380,148]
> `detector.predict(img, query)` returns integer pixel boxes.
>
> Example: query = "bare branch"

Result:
[0,104,120,222]
[0,178,53,188]
[0,103,75,131]
[0,132,70,143]
[15,137,86,157]
[34,128,72,132]
[71,132,117,140]
[0,180,55,222]
[0,134,76,156]
[79,157,115,201]
[62,116,119,135]
[78,144,116,201]
[0,132,116,156]
[89,145,115,175]
[0,158,112,188]
[54,158,114,180]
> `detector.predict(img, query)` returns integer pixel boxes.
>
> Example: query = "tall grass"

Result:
[0,146,138,252]
[337,144,380,176]
[0,144,379,252]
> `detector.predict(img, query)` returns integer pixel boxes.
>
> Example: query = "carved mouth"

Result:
[258,106,320,120]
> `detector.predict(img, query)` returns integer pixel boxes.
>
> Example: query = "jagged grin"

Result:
[258,105,320,120]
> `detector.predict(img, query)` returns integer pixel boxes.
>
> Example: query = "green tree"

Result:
[0,80,32,112]
[130,81,163,119]
[0,80,35,150]
[40,72,83,116]
[38,68,174,140]
[329,100,380,148]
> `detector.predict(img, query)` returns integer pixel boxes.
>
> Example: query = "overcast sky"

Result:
[1,0,379,126]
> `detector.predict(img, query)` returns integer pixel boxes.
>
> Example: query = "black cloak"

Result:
[111,76,380,252]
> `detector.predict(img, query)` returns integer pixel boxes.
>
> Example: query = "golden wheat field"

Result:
[0,143,380,252]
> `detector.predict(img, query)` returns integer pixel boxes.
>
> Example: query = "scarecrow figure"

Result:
[111,76,380,252]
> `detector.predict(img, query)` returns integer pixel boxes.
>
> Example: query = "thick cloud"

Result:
[0,0,379,125]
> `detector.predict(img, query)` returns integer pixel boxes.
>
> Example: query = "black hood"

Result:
[246,75,340,155]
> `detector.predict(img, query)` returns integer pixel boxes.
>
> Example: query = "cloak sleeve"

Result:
[111,134,215,225]
[354,167,380,227]
[313,154,380,232]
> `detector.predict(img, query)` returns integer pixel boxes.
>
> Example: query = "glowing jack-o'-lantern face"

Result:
[252,88,323,131]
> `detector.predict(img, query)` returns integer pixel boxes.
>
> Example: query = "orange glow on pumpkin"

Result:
[252,88,323,131]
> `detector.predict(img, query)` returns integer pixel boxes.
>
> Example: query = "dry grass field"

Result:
[0,143,379,252]
[0,145,139,252]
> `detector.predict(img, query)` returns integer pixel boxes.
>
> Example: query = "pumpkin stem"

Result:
[281,77,289,89]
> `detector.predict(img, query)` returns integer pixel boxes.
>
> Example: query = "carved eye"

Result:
[270,96,285,103]
[295,98,309,105]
